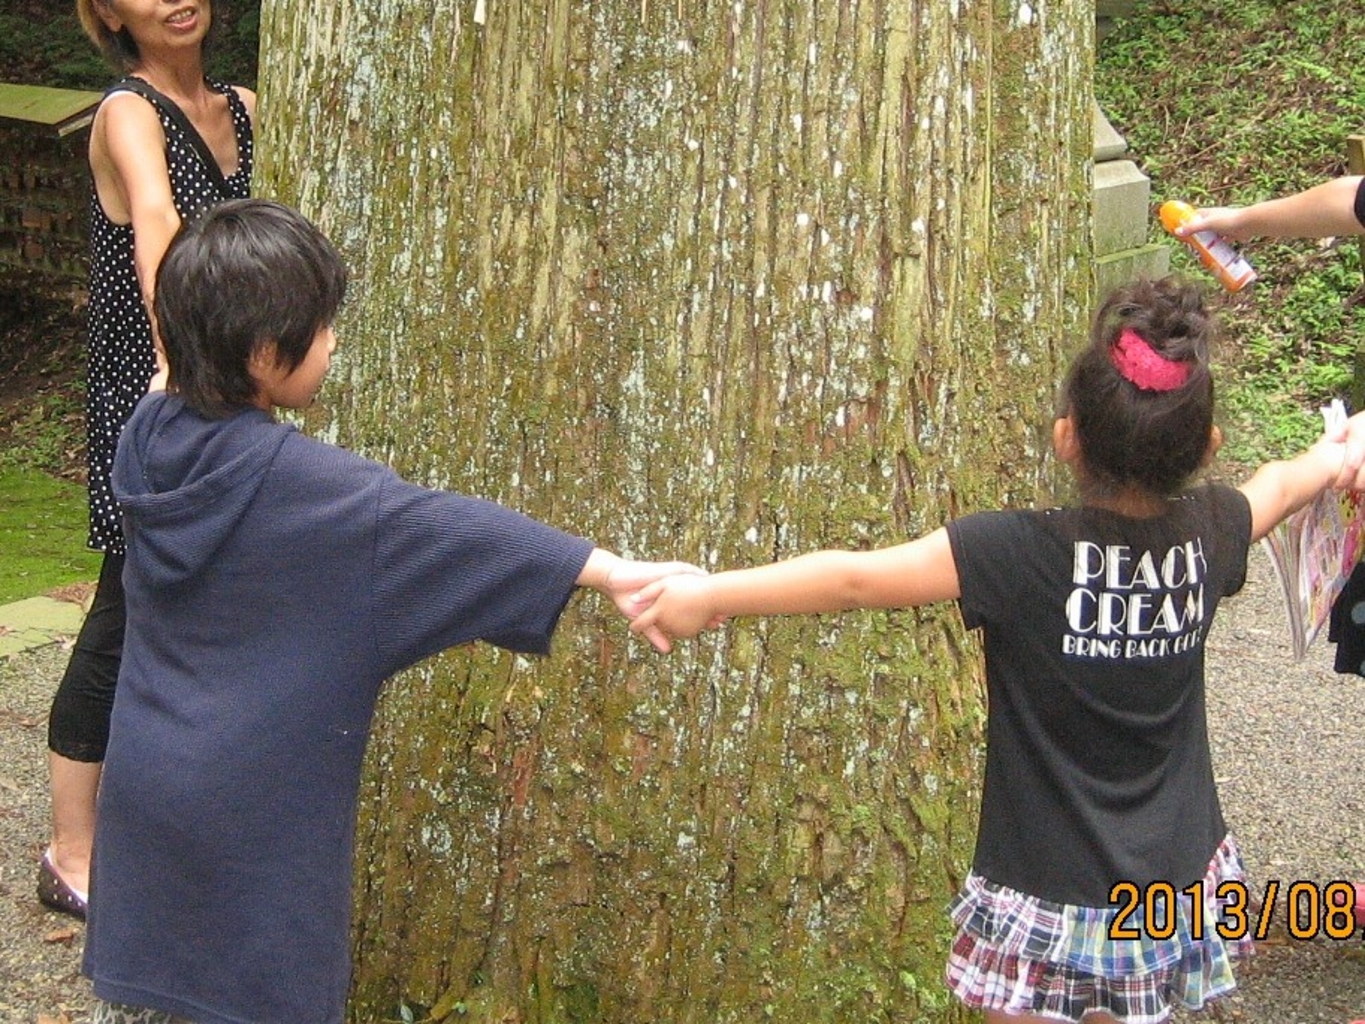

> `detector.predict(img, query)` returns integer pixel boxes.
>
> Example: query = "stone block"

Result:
[0,596,85,657]
[1094,243,1170,297]
[1096,0,1139,17]
[1093,103,1127,162]
[1092,159,1153,256]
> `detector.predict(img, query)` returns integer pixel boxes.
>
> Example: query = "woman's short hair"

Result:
[155,199,348,418]
[76,0,224,70]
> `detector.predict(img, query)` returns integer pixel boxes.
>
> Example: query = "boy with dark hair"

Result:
[151,197,349,418]
[83,198,698,1024]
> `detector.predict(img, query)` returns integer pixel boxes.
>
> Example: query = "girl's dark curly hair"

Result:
[1061,276,1217,498]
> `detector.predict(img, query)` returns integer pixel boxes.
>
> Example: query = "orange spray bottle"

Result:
[1159,200,1257,292]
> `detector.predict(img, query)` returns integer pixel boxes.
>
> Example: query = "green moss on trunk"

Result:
[256,0,1092,1020]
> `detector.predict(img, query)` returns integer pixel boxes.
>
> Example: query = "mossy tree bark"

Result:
[256,1,1092,1020]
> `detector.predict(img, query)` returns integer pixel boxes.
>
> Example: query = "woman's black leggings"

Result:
[47,552,125,762]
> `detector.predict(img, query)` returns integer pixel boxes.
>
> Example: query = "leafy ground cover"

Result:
[1097,0,1365,464]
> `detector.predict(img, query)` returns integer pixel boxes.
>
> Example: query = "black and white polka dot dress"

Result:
[84,78,253,553]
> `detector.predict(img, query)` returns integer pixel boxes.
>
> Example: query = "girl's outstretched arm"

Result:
[629,528,960,651]
[1238,432,1351,542]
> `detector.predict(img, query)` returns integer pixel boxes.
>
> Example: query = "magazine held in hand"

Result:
[1261,400,1365,660]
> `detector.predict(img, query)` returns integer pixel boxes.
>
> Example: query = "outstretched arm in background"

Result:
[88,87,258,391]
[627,528,961,652]
[1177,176,1365,242]
[1238,417,1360,541]
[577,549,707,652]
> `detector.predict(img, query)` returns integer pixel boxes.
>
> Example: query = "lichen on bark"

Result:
[256,0,1092,1020]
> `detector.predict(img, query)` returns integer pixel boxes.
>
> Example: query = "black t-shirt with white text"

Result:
[946,484,1251,906]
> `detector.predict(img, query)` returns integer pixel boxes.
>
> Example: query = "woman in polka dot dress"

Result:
[40,0,254,921]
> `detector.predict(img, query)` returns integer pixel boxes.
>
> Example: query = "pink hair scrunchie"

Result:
[1110,328,1191,392]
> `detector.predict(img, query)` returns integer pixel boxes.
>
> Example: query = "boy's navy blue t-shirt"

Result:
[85,392,594,1024]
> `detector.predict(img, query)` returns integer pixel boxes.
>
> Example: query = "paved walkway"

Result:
[0,594,85,657]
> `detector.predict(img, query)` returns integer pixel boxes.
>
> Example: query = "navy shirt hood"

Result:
[112,392,290,585]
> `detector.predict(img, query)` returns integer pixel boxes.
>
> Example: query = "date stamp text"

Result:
[1107,879,1359,941]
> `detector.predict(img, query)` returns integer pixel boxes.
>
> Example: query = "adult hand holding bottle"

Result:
[1174,176,1365,242]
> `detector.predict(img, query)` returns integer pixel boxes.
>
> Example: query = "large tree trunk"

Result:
[255,1,1092,1020]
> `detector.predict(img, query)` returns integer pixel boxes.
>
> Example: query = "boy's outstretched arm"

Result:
[1238,427,1353,542]
[577,549,707,652]
[629,527,960,651]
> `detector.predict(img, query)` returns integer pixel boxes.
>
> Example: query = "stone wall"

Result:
[1096,0,1138,45]
[0,123,90,281]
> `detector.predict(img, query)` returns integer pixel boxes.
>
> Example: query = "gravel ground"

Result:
[1,548,1364,1022]
[0,641,88,1024]
[1188,545,1365,1023]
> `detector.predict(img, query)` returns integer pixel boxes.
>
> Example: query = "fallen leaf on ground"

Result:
[47,582,95,606]
[42,927,78,944]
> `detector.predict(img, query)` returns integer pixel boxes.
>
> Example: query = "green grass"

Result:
[0,466,100,604]
[1098,1,1365,466]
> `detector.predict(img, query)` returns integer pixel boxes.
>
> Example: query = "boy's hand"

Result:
[579,551,706,652]
[628,574,723,653]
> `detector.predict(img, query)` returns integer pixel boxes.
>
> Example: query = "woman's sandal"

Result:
[37,850,88,921]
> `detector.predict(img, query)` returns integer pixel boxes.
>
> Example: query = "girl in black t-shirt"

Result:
[631,276,1365,1024]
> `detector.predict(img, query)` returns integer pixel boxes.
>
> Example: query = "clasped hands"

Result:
[600,558,721,654]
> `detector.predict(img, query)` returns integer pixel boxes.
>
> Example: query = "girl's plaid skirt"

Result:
[945,835,1254,1023]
